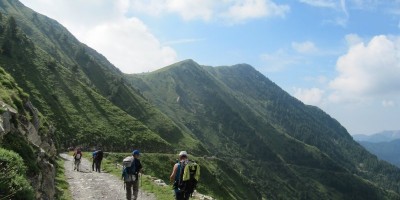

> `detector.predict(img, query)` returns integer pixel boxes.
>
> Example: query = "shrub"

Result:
[0,148,34,200]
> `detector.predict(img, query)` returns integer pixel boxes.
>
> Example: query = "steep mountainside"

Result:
[0,0,202,153]
[127,60,400,199]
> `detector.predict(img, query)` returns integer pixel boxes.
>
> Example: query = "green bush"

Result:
[1,133,40,175]
[0,148,34,200]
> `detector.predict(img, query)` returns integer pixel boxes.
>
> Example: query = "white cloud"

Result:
[292,41,318,54]
[382,100,395,107]
[329,35,400,102]
[166,0,215,21]
[162,38,206,45]
[345,34,363,46]
[222,0,290,23]
[130,0,289,23]
[300,0,349,27]
[84,18,177,73]
[299,0,336,8]
[294,87,325,105]
[129,0,216,20]
[20,0,178,74]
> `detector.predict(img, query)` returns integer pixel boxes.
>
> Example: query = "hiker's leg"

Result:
[175,190,185,200]
[132,179,139,200]
[95,160,100,172]
[126,182,132,200]
[92,160,95,171]
[98,160,102,173]
[183,191,190,200]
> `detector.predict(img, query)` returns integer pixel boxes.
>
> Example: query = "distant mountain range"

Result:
[358,139,400,168]
[354,130,400,168]
[353,130,400,142]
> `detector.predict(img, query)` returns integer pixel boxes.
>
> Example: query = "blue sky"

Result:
[20,0,400,135]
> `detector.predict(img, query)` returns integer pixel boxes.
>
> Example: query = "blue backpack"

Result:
[122,156,136,182]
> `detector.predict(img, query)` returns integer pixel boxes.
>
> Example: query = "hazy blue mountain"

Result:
[358,139,400,168]
[353,130,400,143]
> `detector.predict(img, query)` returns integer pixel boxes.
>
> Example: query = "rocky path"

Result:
[60,153,156,200]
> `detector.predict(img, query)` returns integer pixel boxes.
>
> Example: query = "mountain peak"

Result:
[153,59,202,74]
[179,59,198,65]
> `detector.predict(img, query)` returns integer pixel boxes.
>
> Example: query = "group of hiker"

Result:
[72,148,200,200]
[72,148,103,172]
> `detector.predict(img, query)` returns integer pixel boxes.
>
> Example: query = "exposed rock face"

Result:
[0,100,57,200]
[0,101,17,138]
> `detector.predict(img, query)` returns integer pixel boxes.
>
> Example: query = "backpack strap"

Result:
[175,162,181,182]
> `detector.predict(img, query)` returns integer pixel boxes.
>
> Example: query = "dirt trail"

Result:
[60,153,156,200]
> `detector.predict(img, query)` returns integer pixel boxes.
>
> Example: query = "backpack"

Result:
[122,156,136,182]
[74,152,82,160]
[177,160,200,196]
[96,150,103,160]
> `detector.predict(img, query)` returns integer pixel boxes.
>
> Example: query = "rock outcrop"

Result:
[0,100,57,200]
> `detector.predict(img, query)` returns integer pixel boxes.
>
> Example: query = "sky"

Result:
[19,0,400,135]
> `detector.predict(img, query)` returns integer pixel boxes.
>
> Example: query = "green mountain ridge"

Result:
[1,0,400,199]
[127,59,400,199]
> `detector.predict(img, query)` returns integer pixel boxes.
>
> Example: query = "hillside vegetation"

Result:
[0,66,34,199]
[127,60,400,199]
[0,65,58,199]
[0,0,202,153]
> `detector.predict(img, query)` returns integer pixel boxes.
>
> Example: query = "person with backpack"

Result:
[92,149,97,171]
[73,148,82,171]
[170,151,200,200]
[94,149,103,173]
[122,150,142,200]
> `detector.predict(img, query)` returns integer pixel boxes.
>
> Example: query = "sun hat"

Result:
[179,151,187,157]
[132,150,140,155]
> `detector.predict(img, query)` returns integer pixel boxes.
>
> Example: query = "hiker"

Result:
[92,149,97,171]
[73,148,82,171]
[122,150,142,200]
[170,151,200,200]
[94,149,103,172]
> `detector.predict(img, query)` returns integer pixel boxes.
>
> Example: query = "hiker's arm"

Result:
[169,164,178,183]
